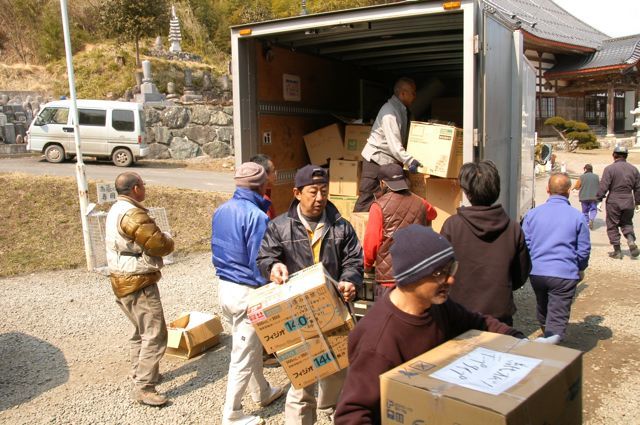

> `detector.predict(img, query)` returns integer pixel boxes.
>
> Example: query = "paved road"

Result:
[0,155,235,193]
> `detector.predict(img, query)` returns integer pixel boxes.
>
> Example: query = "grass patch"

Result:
[0,173,230,277]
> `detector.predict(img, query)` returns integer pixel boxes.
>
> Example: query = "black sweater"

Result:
[334,292,525,425]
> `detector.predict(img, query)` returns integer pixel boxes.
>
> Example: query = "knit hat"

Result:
[235,162,267,189]
[391,224,456,287]
[378,163,409,192]
[295,164,329,189]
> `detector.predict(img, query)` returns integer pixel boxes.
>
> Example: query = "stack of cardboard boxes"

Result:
[303,120,463,234]
[247,263,354,389]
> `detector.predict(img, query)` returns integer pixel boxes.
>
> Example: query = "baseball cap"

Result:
[294,164,329,189]
[378,163,409,192]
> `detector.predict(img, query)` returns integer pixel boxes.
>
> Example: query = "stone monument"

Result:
[169,5,182,53]
[631,101,640,149]
[134,60,164,104]
[154,36,163,51]
[180,68,202,102]
[166,81,178,100]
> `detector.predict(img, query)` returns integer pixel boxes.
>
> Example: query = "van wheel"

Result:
[44,145,65,163]
[112,148,133,167]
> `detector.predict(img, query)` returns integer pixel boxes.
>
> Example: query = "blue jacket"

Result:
[211,188,271,287]
[522,195,590,280]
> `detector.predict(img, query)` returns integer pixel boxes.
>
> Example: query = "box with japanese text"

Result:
[329,159,361,196]
[303,123,345,166]
[407,174,461,232]
[343,125,371,160]
[380,330,582,425]
[247,263,351,354]
[276,318,353,389]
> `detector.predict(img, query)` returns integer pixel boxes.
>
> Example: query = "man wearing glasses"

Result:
[334,225,524,424]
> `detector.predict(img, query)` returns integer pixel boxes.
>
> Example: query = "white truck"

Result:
[230,0,536,219]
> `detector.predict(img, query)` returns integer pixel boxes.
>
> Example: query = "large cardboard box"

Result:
[248,263,351,354]
[276,318,353,389]
[343,124,371,160]
[407,121,463,178]
[329,159,361,196]
[408,174,461,232]
[349,212,369,243]
[166,312,223,359]
[380,330,582,425]
[329,194,357,221]
[303,123,345,166]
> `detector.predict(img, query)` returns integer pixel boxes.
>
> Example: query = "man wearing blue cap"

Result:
[258,164,363,425]
[596,145,640,259]
[334,225,524,424]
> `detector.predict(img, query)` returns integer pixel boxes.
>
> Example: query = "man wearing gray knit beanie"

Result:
[212,161,285,425]
[335,224,525,424]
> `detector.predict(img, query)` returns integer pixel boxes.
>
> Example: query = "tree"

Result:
[544,116,599,152]
[99,0,169,67]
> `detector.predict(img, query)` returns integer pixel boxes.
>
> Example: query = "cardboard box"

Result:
[329,159,361,196]
[303,123,345,166]
[408,174,461,232]
[380,330,582,425]
[343,125,371,160]
[248,263,351,354]
[276,318,353,389]
[349,212,369,243]
[329,194,357,221]
[407,121,463,178]
[166,312,223,359]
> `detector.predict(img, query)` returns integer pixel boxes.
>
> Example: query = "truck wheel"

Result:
[112,148,133,167]
[44,144,65,163]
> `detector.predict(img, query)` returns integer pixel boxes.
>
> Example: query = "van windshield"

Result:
[38,107,69,125]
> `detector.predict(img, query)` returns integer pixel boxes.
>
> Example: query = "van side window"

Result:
[112,110,135,132]
[78,109,106,126]
[39,107,69,124]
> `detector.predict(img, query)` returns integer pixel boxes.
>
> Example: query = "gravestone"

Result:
[3,123,16,144]
[181,68,202,102]
[135,60,164,103]
[166,81,178,100]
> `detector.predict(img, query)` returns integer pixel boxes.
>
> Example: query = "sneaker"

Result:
[534,334,561,344]
[259,385,286,407]
[609,250,623,259]
[222,413,265,425]
[629,243,639,258]
[131,388,168,406]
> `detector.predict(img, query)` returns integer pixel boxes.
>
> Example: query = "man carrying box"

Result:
[334,225,525,424]
[258,164,363,425]
[212,162,286,425]
[354,77,422,212]
[363,163,437,298]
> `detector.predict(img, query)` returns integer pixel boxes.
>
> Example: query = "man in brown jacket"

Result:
[105,172,175,406]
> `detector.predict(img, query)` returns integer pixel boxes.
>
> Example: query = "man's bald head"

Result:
[115,172,142,196]
[547,172,571,197]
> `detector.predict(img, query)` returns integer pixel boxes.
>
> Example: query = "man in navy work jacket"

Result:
[211,162,285,425]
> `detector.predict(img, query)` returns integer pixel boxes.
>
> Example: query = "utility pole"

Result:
[59,0,94,271]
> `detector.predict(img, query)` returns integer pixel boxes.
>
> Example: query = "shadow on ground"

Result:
[0,332,69,411]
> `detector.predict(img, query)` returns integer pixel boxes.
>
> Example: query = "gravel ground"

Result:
[1,148,639,424]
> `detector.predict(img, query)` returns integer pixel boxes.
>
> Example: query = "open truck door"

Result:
[479,8,536,220]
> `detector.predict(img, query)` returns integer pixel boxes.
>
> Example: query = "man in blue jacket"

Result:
[211,162,285,425]
[522,172,591,344]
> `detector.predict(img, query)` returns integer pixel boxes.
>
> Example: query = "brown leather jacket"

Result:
[375,190,427,284]
[106,196,175,298]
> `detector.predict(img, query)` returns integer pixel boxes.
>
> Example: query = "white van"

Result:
[27,100,148,167]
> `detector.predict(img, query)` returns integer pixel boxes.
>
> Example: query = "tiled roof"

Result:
[487,0,609,49]
[545,34,640,76]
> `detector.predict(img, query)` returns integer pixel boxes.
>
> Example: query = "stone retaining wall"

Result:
[143,104,233,159]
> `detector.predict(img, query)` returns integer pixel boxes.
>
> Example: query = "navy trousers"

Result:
[530,275,578,339]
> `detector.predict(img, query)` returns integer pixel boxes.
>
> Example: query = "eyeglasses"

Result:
[431,260,458,281]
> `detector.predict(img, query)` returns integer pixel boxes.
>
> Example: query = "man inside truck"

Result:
[354,77,422,212]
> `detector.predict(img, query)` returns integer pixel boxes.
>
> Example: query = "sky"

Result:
[553,0,640,38]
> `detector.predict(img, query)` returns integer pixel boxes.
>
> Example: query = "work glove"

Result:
[408,159,422,174]
[533,334,561,345]
[636,205,640,213]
